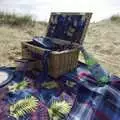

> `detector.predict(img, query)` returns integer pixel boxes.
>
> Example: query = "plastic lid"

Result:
[46,12,92,45]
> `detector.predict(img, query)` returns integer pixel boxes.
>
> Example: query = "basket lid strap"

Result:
[41,51,51,81]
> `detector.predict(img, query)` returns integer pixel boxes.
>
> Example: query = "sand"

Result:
[0,20,120,77]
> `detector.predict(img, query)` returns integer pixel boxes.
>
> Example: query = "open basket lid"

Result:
[46,12,92,45]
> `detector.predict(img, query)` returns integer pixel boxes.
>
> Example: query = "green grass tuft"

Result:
[0,11,35,26]
[110,14,120,23]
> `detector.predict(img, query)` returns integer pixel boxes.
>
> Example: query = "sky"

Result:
[0,0,120,22]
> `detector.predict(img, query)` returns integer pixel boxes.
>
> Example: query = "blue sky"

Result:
[0,0,120,22]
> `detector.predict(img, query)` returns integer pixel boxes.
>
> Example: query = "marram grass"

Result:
[0,11,35,26]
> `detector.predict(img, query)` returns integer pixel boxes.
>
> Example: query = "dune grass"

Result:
[110,14,120,23]
[0,12,35,26]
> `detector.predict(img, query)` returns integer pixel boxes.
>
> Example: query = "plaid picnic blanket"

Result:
[60,63,120,120]
[0,66,120,120]
[31,102,49,120]
[66,85,120,120]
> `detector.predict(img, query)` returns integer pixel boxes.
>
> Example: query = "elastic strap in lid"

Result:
[46,12,92,45]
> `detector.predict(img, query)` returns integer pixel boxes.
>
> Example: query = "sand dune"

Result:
[0,19,120,76]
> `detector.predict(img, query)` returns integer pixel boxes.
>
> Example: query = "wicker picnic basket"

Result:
[21,12,92,78]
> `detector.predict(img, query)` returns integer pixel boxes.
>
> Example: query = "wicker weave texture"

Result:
[21,42,79,78]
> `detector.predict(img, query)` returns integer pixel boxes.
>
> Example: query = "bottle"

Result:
[80,47,109,85]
